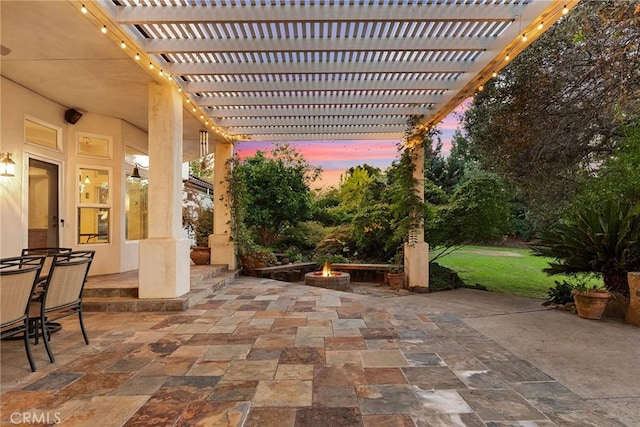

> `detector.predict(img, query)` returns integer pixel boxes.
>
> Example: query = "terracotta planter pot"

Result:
[190,247,211,265]
[387,272,405,290]
[572,289,610,320]
[626,272,640,327]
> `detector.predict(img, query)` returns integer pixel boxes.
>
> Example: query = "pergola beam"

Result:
[116,4,520,24]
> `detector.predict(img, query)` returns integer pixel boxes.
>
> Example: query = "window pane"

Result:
[78,207,110,244]
[125,177,148,240]
[79,168,109,204]
[77,133,111,158]
[25,118,60,150]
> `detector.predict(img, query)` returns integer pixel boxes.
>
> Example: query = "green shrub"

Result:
[429,262,466,292]
[545,280,574,305]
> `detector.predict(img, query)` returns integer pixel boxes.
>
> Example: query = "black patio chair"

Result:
[0,255,46,371]
[21,247,72,284]
[29,250,95,363]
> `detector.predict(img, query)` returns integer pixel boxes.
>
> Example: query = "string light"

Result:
[492,71,498,78]
[562,5,569,15]
[75,2,234,142]
[505,54,510,62]
[521,33,527,42]
[537,22,544,30]
[478,85,484,92]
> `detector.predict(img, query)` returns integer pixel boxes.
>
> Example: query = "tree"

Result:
[463,1,640,226]
[236,144,321,247]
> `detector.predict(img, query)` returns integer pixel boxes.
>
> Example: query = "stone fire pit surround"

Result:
[305,262,350,291]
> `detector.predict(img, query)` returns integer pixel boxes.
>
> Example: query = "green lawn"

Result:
[432,245,584,299]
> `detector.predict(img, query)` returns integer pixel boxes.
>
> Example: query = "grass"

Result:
[431,245,600,299]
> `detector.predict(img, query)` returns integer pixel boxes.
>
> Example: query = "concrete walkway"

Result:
[1,278,638,426]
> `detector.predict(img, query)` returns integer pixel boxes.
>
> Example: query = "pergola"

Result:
[1,0,576,297]
[83,0,574,143]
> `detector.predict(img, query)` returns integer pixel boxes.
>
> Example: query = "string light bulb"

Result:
[562,5,569,14]
[492,71,498,78]
[101,25,107,34]
[159,69,164,77]
[120,41,126,49]
[134,53,140,61]
[537,22,544,30]
[505,54,510,62]
[192,107,196,112]
[478,85,484,92]
[81,4,88,14]
[521,33,527,42]
[148,63,154,70]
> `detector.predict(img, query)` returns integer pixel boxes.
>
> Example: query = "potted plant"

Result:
[569,278,610,320]
[188,206,213,265]
[387,248,405,290]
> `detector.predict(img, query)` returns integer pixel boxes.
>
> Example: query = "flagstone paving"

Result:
[0,277,629,426]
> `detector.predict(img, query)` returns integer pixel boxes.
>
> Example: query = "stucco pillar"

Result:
[209,141,237,269]
[138,82,190,298]
[405,145,429,292]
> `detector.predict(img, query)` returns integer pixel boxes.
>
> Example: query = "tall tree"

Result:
[237,144,321,246]
[463,1,640,226]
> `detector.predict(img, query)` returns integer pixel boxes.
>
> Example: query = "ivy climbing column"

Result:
[209,141,237,269]
[405,144,430,292]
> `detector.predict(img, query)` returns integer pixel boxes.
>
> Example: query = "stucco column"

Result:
[209,141,237,269]
[405,144,429,292]
[138,82,190,298]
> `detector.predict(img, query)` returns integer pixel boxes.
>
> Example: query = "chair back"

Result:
[0,255,45,326]
[42,251,95,310]
[21,248,72,279]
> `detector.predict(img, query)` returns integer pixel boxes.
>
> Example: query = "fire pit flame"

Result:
[322,261,331,277]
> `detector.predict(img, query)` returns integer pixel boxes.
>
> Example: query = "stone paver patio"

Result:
[0,277,630,426]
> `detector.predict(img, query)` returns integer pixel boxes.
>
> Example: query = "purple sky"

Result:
[235,102,467,190]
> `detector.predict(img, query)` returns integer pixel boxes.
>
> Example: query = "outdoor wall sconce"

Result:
[0,152,16,177]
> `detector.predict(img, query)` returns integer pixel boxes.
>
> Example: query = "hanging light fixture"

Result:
[130,163,142,179]
[199,130,209,157]
[0,152,16,177]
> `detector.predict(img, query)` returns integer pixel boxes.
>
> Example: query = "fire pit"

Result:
[305,262,350,291]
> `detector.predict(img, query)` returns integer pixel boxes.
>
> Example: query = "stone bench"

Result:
[329,263,392,283]
[254,262,318,282]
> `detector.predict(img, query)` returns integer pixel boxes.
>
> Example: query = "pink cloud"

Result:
[234,101,470,189]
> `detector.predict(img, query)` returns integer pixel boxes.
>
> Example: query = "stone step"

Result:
[82,266,238,313]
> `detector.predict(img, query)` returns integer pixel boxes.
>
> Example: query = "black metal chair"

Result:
[21,247,72,284]
[29,250,95,363]
[0,255,46,371]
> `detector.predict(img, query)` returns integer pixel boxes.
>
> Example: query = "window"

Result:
[25,116,62,151]
[77,132,112,158]
[78,167,110,244]
[125,146,149,241]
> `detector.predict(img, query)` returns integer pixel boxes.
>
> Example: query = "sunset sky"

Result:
[235,102,467,190]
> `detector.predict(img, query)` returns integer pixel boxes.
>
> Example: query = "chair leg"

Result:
[32,318,39,345]
[78,309,90,345]
[40,315,55,363]
[23,320,37,372]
